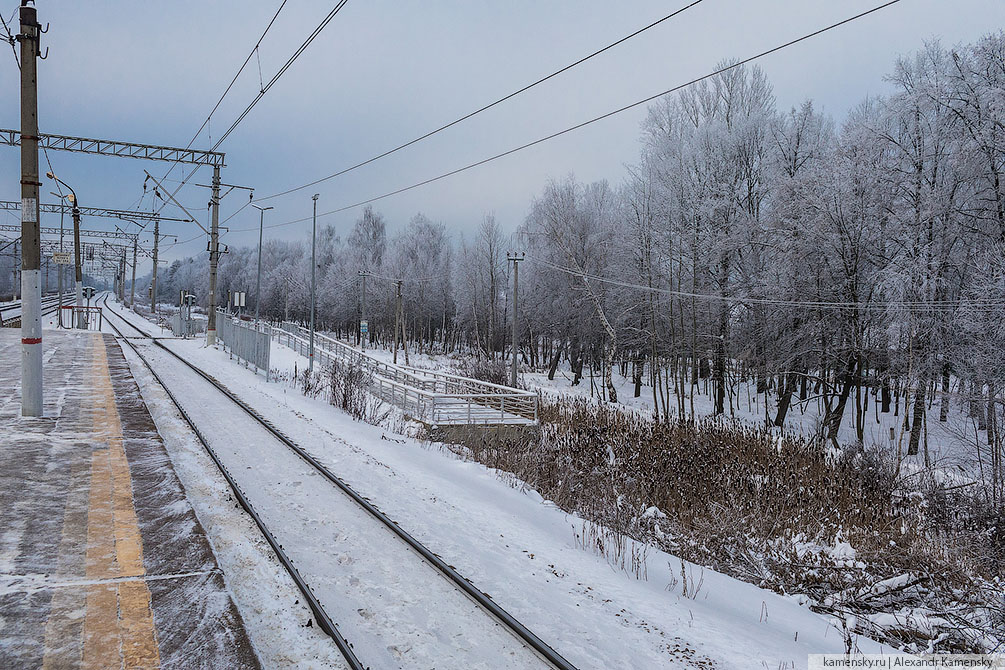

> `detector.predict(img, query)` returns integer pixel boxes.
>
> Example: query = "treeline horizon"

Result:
[144,33,1005,476]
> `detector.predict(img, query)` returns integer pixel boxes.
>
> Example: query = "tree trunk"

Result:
[547,341,565,381]
[773,372,797,427]
[633,356,643,398]
[604,340,618,403]
[939,363,950,422]
[713,303,727,415]
[825,356,859,445]
[907,382,926,456]
[570,338,583,386]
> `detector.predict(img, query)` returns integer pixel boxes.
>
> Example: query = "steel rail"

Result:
[0,294,68,326]
[100,297,366,670]
[102,296,578,670]
[0,293,63,313]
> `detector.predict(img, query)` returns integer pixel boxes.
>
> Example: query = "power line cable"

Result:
[257,0,706,202]
[153,0,350,218]
[232,0,904,235]
[213,0,349,152]
[221,199,253,226]
[1,5,18,70]
[156,0,289,186]
[526,255,1002,312]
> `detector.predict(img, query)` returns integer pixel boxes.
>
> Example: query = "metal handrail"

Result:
[280,322,535,397]
[273,325,537,426]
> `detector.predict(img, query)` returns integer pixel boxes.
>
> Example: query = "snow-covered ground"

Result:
[103,298,890,668]
[98,303,350,669]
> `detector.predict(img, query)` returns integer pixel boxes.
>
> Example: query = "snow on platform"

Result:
[0,328,259,669]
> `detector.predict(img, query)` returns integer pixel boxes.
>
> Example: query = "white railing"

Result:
[273,323,538,426]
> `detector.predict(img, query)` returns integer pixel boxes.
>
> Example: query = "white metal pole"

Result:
[253,204,272,323]
[309,194,318,371]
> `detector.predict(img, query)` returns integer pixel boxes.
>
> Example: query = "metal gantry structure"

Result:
[1,201,185,311]
[0,199,186,223]
[0,131,225,331]
[0,128,226,168]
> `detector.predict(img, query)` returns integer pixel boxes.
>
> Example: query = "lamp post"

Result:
[309,194,318,371]
[48,191,66,326]
[45,172,82,328]
[251,203,273,323]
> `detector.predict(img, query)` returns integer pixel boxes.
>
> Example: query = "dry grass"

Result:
[448,396,1005,653]
[281,352,1004,651]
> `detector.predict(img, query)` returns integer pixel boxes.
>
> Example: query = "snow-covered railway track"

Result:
[101,296,576,670]
[0,293,66,326]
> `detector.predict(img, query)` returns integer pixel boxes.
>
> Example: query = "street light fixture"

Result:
[48,191,68,325]
[45,172,84,328]
[251,203,273,323]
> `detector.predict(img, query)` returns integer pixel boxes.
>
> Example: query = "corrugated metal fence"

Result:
[216,310,271,380]
[169,313,205,338]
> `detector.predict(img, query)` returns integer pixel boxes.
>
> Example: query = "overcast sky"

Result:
[2,0,1004,278]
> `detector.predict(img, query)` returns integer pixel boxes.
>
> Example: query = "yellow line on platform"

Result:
[78,335,161,670]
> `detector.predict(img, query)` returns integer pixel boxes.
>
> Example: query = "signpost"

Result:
[360,320,368,334]
[231,291,246,317]
[52,251,72,265]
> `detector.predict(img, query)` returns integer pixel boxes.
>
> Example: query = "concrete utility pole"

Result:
[130,236,137,308]
[252,203,272,322]
[11,240,18,300]
[119,247,126,301]
[309,194,318,371]
[151,216,159,314]
[71,200,82,326]
[57,203,63,324]
[207,166,221,345]
[19,1,42,416]
[508,252,524,388]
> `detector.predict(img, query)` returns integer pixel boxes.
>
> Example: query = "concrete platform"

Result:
[0,329,260,669]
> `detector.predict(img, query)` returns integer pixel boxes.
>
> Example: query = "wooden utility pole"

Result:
[507,252,524,388]
[19,1,42,416]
